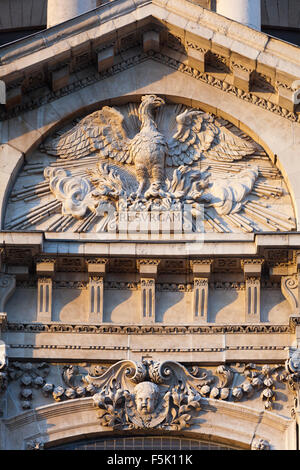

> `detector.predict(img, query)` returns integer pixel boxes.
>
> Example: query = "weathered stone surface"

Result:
[0,0,300,451]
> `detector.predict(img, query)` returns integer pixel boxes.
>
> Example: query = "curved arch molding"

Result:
[2,396,292,450]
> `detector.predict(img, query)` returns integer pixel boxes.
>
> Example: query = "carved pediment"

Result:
[5,96,295,236]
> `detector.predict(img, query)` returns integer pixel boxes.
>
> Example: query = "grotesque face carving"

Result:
[290,349,300,372]
[134,381,160,416]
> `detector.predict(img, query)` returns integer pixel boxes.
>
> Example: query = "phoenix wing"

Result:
[166,109,256,166]
[41,106,133,163]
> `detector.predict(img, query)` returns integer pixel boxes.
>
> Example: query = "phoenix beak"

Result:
[155,97,165,107]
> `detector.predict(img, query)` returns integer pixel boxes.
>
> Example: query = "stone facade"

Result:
[1,0,300,451]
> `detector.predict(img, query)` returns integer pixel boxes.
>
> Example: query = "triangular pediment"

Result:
[0,0,300,121]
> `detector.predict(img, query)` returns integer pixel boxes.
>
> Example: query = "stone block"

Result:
[137,260,160,279]
[86,258,108,275]
[187,46,207,72]
[242,260,263,278]
[276,84,296,113]
[5,86,22,109]
[231,63,253,92]
[97,46,114,72]
[191,259,212,277]
[143,31,160,53]
[51,65,70,92]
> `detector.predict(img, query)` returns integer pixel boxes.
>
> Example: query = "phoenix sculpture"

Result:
[5,95,295,234]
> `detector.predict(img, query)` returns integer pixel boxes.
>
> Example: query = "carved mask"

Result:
[134,381,159,415]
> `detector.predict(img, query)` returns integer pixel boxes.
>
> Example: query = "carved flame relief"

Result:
[5,96,296,234]
[85,360,209,430]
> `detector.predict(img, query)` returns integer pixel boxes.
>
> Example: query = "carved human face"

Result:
[134,381,159,415]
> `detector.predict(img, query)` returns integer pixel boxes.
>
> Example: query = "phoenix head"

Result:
[138,95,165,127]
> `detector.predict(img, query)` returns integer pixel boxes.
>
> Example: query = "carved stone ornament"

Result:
[6,96,295,234]
[251,438,270,451]
[281,349,300,395]
[0,341,8,400]
[7,361,50,409]
[25,439,45,451]
[85,360,209,431]
[3,359,292,422]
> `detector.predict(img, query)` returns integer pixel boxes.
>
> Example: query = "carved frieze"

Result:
[3,359,293,420]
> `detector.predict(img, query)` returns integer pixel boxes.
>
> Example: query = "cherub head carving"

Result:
[134,381,160,416]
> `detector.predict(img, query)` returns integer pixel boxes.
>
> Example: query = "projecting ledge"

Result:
[3,327,291,363]
[1,232,300,257]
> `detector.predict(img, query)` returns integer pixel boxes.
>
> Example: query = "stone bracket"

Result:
[36,258,56,322]
[86,258,108,323]
[88,276,104,323]
[97,47,115,73]
[51,64,70,92]
[281,274,300,316]
[143,31,160,53]
[5,86,22,109]
[245,277,261,319]
[242,259,264,322]
[137,260,160,323]
[140,278,156,323]
[0,273,16,312]
[191,259,212,322]
[36,258,56,277]
[86,257,108,275]
[187,46,208,73]
[193,278,209,321]
[231,61,254,93]
[276,80,296,113]
[137,259,160,279]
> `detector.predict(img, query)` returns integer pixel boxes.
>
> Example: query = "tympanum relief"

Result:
[2,358,297,427]
[4,96,295,234]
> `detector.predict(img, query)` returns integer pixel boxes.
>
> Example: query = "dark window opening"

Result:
[262,26,300,47]
[0,27,46,46]
[50,436,241,450]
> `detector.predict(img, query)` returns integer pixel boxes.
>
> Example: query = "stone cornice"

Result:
[2,232,300,257]
[0,0,299,120]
